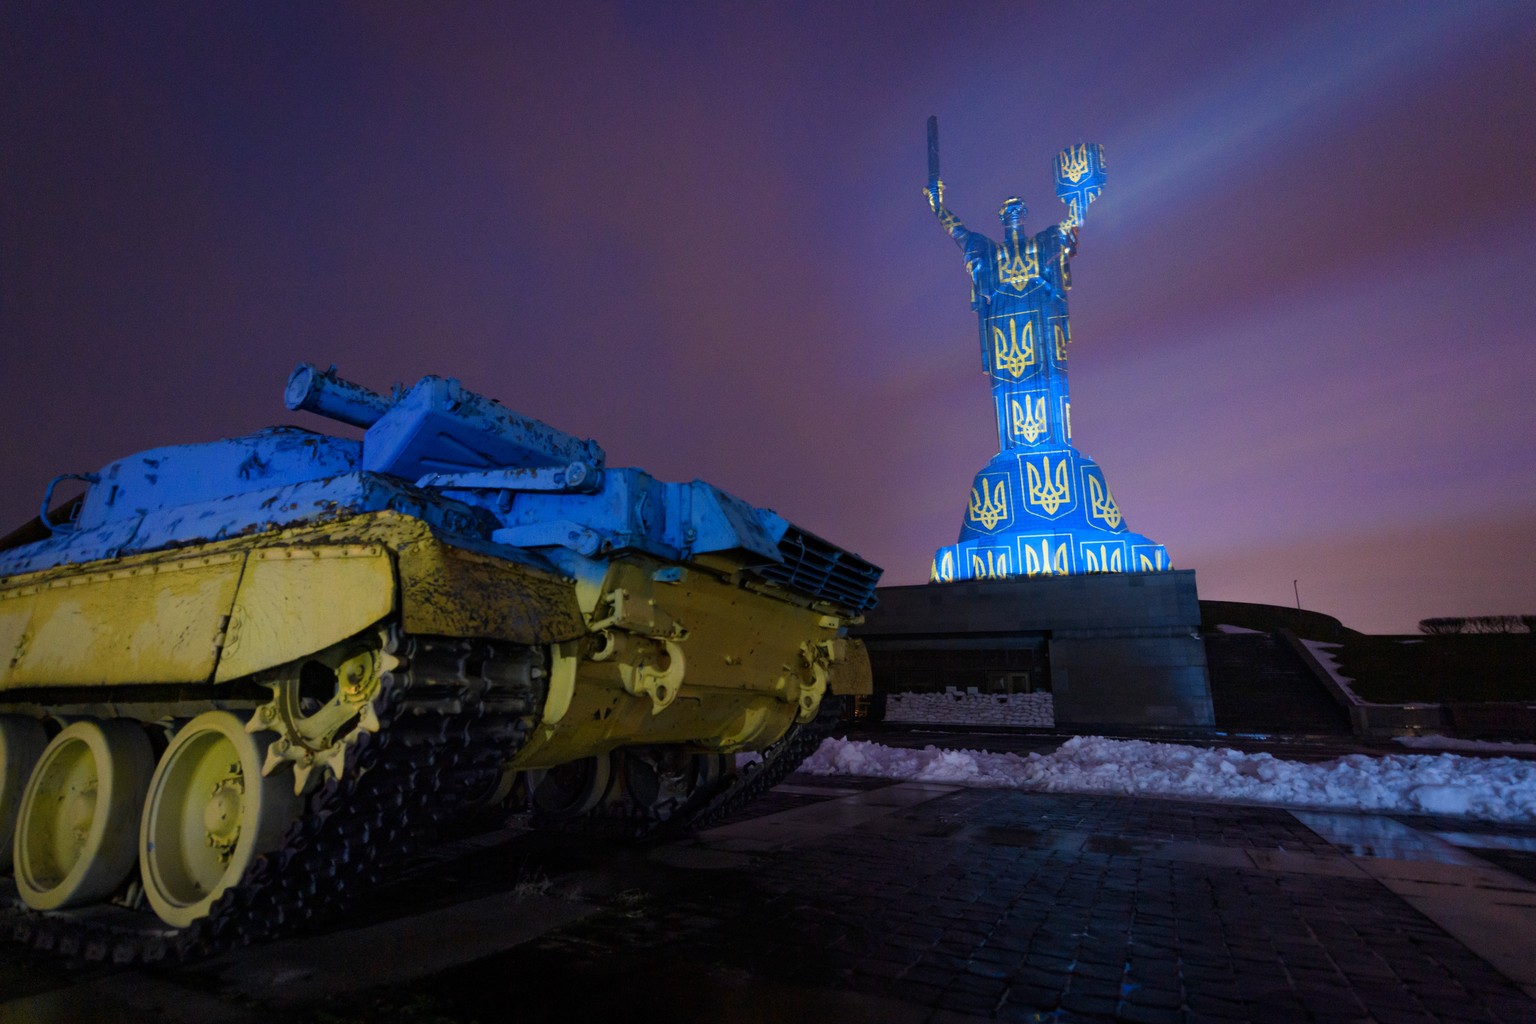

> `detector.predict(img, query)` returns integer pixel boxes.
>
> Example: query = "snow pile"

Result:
[802,736,1536,822]
[885,689,1054,728]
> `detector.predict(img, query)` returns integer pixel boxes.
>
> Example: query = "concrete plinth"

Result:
[856,570,1214,732]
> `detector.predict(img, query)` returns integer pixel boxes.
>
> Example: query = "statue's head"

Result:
[998,197,1027,227]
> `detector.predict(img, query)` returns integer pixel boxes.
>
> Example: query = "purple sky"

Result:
[4,2,1534,634]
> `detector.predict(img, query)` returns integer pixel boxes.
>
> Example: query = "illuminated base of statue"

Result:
[931,444,1170,582]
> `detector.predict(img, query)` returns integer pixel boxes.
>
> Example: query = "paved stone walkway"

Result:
[408,779,1536,1024]
[4,772,1535,1023]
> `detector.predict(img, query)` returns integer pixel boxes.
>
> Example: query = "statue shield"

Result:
[1054,144,1106,227]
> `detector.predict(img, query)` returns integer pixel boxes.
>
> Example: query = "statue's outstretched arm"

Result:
[1036,223,1078,298]
[1058,222,1078,255]
[924,180,969,246]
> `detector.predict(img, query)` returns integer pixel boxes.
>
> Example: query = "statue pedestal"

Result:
[858,570,1214,732]
[933,444,1170,582]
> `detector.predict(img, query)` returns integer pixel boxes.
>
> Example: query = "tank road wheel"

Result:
[622,749,729,823]
[0,717,49,872]
[139,711,302,928]
[255,637,394,792]
[529,755,613,819]
[462,763,520,817]
[13,720,154,911]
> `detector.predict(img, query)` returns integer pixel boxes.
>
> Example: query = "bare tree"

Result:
[1419,615,1533,635]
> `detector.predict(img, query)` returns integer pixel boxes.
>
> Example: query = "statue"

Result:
[923,117,1171,581]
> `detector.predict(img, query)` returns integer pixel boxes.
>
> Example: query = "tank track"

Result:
[4,630,544,963]
[647,694,846,837]
[539,695,846,842]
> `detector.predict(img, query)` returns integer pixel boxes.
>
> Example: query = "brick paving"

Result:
[352,782,1536,1024]
[4,767,1534,1023]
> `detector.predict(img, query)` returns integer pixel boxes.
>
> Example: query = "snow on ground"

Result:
[803,736,1536,822]
[1298,639,1365,704]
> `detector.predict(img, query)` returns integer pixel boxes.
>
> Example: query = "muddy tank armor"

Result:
[0,364,879,960]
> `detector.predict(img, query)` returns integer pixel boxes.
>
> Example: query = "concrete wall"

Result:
[1050,635,1213,729]
[885,689,1055,728]
[861,571,1203,635]
[858,571,1214,732]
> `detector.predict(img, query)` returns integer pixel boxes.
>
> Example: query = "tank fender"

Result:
[0,552,247,688]
[394,536,586,646]
[0,539,397,689]
[214,544,396,683]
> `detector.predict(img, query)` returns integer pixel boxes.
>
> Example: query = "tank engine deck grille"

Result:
[749,526,880,612]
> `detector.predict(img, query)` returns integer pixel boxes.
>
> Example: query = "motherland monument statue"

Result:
[924,116,1171,581]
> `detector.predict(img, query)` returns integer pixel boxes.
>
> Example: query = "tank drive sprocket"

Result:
[251,629,396,793]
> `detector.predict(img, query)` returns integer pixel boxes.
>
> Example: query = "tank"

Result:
[0,364,880,960]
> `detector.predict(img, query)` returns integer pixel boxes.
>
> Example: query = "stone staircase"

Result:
[1203,631,1354,735]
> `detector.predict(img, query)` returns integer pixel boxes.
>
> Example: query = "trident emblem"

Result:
[1023,538,1070,576]
[931,550,955,582]
[1056,145,1091,184]
[1010,395,1047,444]
[967,478,1009,530]
[1083,544,1124,572]
[1054,322,1069,363]
[997,238,1039,291]
[1026,456,1071,515]
[1087,474,1122,529]
[970,549,1009,580]
[992,317,1036,379]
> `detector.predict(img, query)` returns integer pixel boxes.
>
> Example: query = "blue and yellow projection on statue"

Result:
[924,120,1171,582]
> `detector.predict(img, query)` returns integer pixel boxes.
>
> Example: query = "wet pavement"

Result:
[3,736,1536,1023]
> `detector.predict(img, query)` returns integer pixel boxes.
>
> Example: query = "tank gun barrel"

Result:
[284,363,394,428]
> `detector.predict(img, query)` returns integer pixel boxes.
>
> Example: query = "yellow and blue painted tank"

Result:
[0,364,879,959]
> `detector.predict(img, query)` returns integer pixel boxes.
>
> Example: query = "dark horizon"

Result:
[4,2,1534,633]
